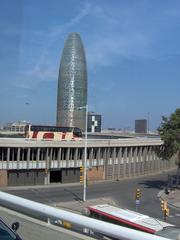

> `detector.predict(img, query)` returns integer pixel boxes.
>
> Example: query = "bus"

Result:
[25,124,82,140]
[84,204,180,238]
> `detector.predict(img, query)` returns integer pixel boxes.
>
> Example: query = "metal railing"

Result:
[0,191,172,240]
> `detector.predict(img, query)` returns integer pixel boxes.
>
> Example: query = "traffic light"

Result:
[135,188,141,200]
[164,207,169,217]
[80,175,84,183]
[80,166,84,183]
[161,200,167,211]
[62,220,72,229]
[80,166,84,173]
[161,200,169,220]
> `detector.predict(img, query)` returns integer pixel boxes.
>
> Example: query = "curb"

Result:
[158,190,180,211]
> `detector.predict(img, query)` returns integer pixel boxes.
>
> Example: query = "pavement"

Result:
[56,190,180,216]
[56,197,116,214]
[159,189,180,209]
[0,206,94,240]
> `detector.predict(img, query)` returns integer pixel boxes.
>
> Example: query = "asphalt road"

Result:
[2,170,180,227]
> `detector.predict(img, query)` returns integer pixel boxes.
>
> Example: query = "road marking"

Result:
[167,214,180,218]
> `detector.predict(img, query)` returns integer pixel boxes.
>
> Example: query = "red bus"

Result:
[25,124,82,140]
[84,204,178,236]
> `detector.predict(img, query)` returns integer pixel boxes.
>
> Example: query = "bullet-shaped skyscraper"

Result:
[56,33,87,130]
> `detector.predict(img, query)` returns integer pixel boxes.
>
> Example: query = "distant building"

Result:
[3,121,29,133]
[107,128,116,131]
[56,32,87,131]
[88,112,101,132]
[135,119,147,134]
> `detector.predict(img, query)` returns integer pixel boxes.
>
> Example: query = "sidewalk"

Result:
[55,197,116,214]
[159,189,180,209]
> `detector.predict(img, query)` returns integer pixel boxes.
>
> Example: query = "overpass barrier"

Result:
[0,191,172,240]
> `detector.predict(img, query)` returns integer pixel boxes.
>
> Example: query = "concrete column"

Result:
[123,147,127,178]
[89,148,93,168]
[49,148,54,169]
[137,147,142,175]
[44,171,50,185]
[12,148,14,161]
[7,148,10,169]
[149,147,153,173]
[133,147,137,176]
[51,148,56,168]
[104,148,109,180]
[2,148,4,161]
[66,148,70,168]
[148,147,152,173]
[112,147,116,180]
[31,149,34,161]
[147,146,150,173]
[74,148,78,167]
[128,147,132,177]
[101,148,105,180]
[22,148,24,161]
[17,148,20,170]
[81,148,85,167]
[45,148,50,184]
[45,148,49,171]
[153,147,158,172]
[152,147,156,172]
[117,148,122,180]
[36,148,40,169]
[57,148,60,168]
[144,147,148,174]
[141,147,145,175]
[97,148,101,166]
[0,148,2,168]
[102,148,106,166]
[27,148,30,169]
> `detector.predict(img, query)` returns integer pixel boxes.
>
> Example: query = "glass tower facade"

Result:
[56,32,87,130]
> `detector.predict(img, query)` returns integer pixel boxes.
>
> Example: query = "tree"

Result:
[158,108,180,186]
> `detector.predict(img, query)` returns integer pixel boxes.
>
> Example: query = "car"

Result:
[0,218,22,240]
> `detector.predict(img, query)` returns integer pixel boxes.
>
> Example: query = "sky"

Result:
[0,0,180,131]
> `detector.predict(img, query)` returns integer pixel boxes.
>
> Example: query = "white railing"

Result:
[0,191,172,240]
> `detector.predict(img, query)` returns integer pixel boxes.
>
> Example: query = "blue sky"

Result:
[0,0,180,130]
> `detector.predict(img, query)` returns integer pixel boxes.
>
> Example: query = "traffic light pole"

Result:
[161,200,169,221]
[83,104,88,202]
[135,188,141,212]
[78,104,88,202]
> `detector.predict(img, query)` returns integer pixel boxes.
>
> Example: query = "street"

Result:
[2,170,180,227]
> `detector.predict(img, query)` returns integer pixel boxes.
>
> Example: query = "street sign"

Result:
[136,199,140,205]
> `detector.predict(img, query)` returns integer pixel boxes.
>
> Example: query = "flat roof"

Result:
[0,137,163,148]
[88,204,173,232]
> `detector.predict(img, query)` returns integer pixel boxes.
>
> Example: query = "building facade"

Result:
[3,121,29,133]
[135,119,148,134]
[0,138,176,186]
[88,112,102,132]
[56,32,87,131]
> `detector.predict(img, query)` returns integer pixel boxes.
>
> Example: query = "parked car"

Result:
[0,218,22,240]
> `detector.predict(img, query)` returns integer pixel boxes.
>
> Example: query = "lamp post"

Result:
[78,104,88,202]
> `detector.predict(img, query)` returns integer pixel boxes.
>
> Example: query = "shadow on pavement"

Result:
[139,173,179,190]
[138,180,167,189]
[63,188,82,202]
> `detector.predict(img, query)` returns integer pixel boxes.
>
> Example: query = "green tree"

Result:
[158,108,180,186]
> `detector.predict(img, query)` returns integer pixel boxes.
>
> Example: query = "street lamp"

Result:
[78,104,88,202]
